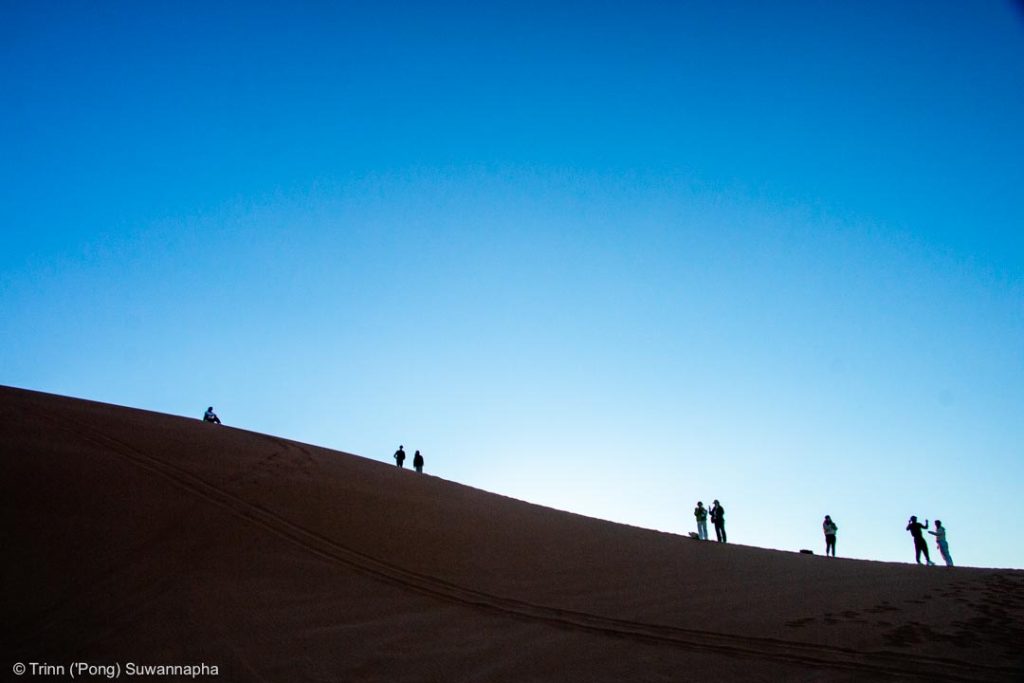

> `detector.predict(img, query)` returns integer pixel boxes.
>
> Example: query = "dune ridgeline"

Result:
[2,385,1022,681]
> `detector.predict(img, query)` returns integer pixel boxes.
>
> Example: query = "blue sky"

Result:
[2,1,1022,568]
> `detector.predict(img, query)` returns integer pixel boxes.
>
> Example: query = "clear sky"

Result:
[2,1,1022,569]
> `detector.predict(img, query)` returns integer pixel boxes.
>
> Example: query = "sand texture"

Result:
[3,385,1022,681]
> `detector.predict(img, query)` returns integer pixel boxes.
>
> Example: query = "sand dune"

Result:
[2,385,1022,681]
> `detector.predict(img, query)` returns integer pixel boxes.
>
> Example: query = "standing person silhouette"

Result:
[928,520,954,567]
[393,445,406,468]
[694,501,708,540]
[710,500,726,542]
[203,406,221,424]
[906,516,934,565]
[822,515,838,557]
[413,450,424,473]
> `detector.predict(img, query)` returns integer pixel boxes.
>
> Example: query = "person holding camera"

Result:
[694,501,708,540]
[906,516,935,565]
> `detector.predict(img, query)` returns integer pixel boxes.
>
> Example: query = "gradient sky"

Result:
[2,1,1022,569]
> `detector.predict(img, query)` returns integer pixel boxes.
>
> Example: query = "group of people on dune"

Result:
[692,500,726,542]
[906,515,954,566]
[692,503,953,566]
[201,406,952,567]
[392,445,425,473]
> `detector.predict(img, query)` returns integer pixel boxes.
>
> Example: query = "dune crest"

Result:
[3,386,1022,681]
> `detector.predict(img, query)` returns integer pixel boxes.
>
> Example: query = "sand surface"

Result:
[3,385,1022,681]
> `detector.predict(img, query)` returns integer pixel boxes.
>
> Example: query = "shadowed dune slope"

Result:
[2,386,1022,682]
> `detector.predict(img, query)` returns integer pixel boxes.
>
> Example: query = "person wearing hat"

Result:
[710,500,726,542]
[906,516,935,565]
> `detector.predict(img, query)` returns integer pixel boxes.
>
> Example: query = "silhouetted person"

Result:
[203,406,221,424]
[694,501,708,540]
[710,500,726,542]
[413,450,424,473]
[393,445,406,468]
[823,515,838,557]
[906,516,934,565]
[928,520,953,567]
